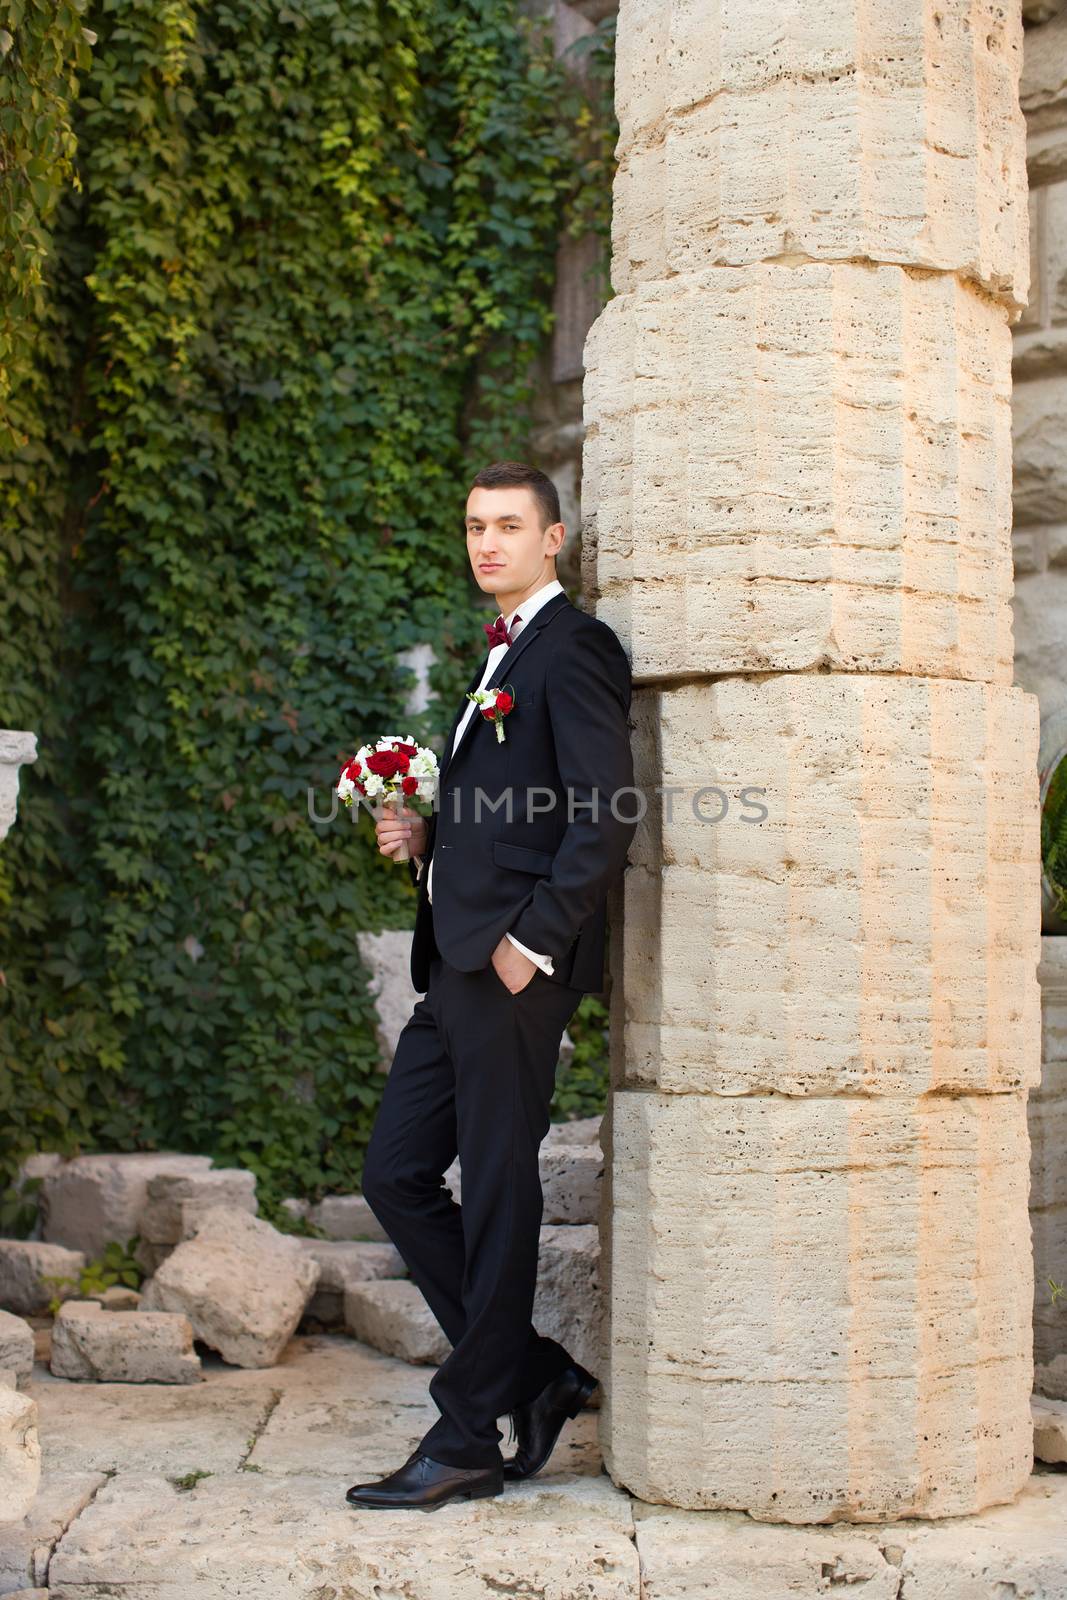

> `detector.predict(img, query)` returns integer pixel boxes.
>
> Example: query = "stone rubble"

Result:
[0,1386,40,1525]
[50,1300,202,1385]
[0,1241,86,1317]
[40,1152,214,1260]
[298,1238,407,1329]
[343,1279,451,1366]
[140,1206,319,1368]
[0,1310,35,1389]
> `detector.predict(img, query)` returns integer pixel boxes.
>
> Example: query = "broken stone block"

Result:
[0,1309,34,1388]
[140,1206,319,1368]
[299,1239,407,1328]
[0,1240,86,1316]
[534,1224,602,1383]
[12,1154,65,1241]
[344,1279,450,1365]
[308,1193,390,1242]
[1033,1395,1067,1465]
[540,1145,603,1225]
[279,1197,310,1224]
[0,1386,40,1523]
[41,1152,213,1259]
[88,1286,142,1311]
[50,1300,201,1385]
[544,1116,603,1148]
[357,928,423,1066]
[140,1168,258,1246]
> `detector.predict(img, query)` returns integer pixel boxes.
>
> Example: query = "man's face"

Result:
[465,486,563,607]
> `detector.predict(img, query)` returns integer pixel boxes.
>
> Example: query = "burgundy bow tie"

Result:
[484,612,521,650]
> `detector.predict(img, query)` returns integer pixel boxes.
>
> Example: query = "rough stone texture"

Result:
[544,1115,602,1148]
[1031,937,1067,1393]
[140,1207,319,1369]
[0,1470,105,1591]
[585,264,1018,684]
[40,1153,213,1260]
[0,1386,40,1525]
[442,1140,602,1222]
[0,1311,34,1389]
[356,929,423,1067]
[609,0,1028,308]
[632,1475,1067,1600]
[298,1238,406,1328]
[307,1192,390,1242]
[139,1169,257,1246]
[48,1471,639,1600]
[12,1155,64,1243]
[601,1089,1034,1521]
[540,1146,603,1224]
[50,1300,201,1386]
[0,730,37,841]
[343,1279,451,1366]
[0,1241,86,1317]
[620,676,1040,1098]
[534,1225,602,1384]
[1033,1395,1067,1464]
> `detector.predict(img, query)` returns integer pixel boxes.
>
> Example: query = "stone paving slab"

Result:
[47,1470,639,1600]
[0,1472,105,1593]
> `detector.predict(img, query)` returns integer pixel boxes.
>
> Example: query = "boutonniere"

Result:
[467,683,515,744]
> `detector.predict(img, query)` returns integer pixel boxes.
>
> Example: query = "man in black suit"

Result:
[345,461,638,1512]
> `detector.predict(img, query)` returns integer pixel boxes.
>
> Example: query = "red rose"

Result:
[401,774,418,795]
[494,690,513,713]
[393,742,418,761]
[342,759,362,780]
[366,749,404,779]
[480,706,495,720]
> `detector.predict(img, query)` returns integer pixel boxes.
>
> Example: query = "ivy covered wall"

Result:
[0,0,616,1219]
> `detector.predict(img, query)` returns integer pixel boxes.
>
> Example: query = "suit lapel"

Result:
[438,589,571,783]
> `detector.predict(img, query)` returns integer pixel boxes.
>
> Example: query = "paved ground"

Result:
[3,1334,1065,1598]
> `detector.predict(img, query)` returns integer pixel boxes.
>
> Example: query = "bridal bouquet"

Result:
[335,734,439,863]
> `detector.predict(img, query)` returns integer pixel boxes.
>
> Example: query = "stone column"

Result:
[587,1,1039,1520]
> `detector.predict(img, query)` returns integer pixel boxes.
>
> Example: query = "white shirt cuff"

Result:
[506,931,554,976]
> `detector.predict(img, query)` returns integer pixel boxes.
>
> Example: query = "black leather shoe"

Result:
[502,1361,598,1481]
[345,1452,503,1511]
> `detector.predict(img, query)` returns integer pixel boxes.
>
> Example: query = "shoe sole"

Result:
[504,1375,599,1482]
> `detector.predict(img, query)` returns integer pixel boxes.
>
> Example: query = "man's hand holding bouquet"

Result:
[335,735,438,864]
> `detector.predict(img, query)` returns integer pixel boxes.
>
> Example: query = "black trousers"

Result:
[361,951,585,1468]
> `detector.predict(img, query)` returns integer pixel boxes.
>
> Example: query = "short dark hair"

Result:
[469,461,561,533]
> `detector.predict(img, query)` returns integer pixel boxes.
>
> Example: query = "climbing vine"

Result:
[0,0,618,1215]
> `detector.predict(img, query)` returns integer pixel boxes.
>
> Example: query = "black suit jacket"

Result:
[406,589,637,995]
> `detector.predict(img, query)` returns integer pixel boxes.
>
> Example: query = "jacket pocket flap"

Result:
[493,839,555,875]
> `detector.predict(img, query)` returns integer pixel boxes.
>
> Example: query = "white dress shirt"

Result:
[411,577,564,976]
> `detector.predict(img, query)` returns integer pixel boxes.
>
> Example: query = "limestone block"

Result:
[534,1224,602,1384]
[0,1387,40,1524]
[1013,564,1067,716]
[621,676,1040,1098]
[356,929,422,1067]
[1013,372,1067,526]
[344,1279,450,1365]
[139,1168,257,1245]
[0,1241,86,1316]
[1033,1395,1067,1464]
[0,1310,34,1388]
[41,1152,213,1259]
[540,1146,603,1225]
[0,1471,107,1590]
[308,1193,390,1242]
[601,1088,1035,1520]
[544,1115,603,1148]
[50,1300,201,1385]
[140,1207,319,1369]
[0,729,37,840]
[584,264,1017,683]
[1038,937,1067,1065]
[610,0,1027,306]
[440,1142,602,1223]
[1031,939,1067,1384]
[299,1239,407,1328]
[632,1476,1067,1600]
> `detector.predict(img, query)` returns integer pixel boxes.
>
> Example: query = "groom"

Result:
[346,460,637,1511]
